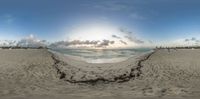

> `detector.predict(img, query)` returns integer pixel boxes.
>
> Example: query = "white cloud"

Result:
[112,35,121,39]
[119,28,144,44]
[119,40,127,45]
[0,40,17,47]
[50,40,115,49]
[153,37,200,47]
[17,34,48,47]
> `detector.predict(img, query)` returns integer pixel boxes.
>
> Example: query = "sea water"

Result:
[51,48,152,63]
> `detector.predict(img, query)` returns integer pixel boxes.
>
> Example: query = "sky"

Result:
[1,0,200,48]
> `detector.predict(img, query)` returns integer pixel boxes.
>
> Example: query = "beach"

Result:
[0,49,200,99]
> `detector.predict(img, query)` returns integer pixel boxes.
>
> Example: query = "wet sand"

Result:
[0,49,200,99]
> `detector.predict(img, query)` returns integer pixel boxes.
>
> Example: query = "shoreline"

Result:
[49,48,154,64]
[48,49,154,64]
[48,49,156,84]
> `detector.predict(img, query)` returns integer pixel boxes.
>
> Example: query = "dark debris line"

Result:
[50,51,155,85]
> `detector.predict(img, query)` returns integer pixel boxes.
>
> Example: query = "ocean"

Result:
[51,48,152,63]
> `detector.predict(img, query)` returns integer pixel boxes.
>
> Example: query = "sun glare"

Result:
[64,23,136,48]
[67,24,120,41]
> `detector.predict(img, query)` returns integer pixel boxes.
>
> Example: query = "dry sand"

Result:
[0,49,200,99]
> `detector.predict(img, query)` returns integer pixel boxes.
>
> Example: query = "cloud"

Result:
[159,37,200,47]
[50,39,115,48]
[191,37,196,41]
[0,40,17,47]
[69,40,99,45]
[148,40,153,44]
[0,34,48,48]
[97,40,115,47]
[112,35,121,39]
[185,39,189,42]
[124,35,144,44]
[50,40,100,47]
[119,28,132,34]
[119,40,127,45]
[17,34,47,47]
[119,28,144,44]
[184,37,199,43]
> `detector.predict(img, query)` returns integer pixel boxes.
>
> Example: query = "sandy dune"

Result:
[1,49,200,99]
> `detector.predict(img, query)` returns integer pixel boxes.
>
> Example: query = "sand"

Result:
[0,49,200,99]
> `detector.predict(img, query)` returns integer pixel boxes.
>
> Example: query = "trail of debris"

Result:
[50,51,155,84]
